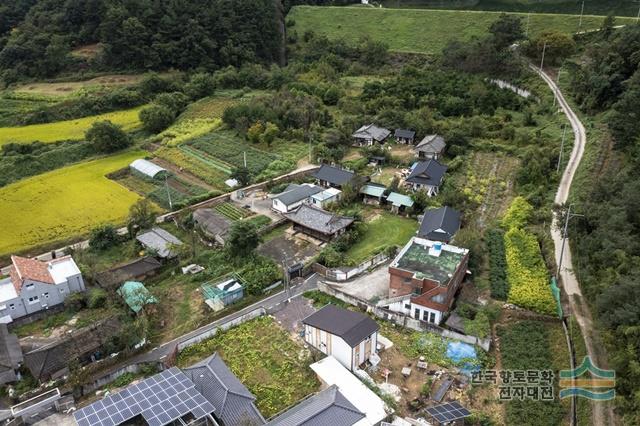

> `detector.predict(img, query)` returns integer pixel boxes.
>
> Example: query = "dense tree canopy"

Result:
[0,0,285,82]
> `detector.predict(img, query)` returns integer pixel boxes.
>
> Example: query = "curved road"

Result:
[532,65,614,426]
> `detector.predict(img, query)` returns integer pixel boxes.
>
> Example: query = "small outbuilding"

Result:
[385,192,414,213]
[136,227,183,259]
[0,324,23,385]
[201,277,244,311]
[271,183,323,213]
[394,129,416,144]
[193,208,233,244]
[117,281,158,314]
[311,187,342,209]
[129,159,169,180]
[360,183,386,205]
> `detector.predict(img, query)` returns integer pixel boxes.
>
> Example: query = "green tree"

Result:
[139,104,175,133]
[184,73,216,100]
[225,221,260,259]
[128,199,156,233]
[85,120,131,153]
[247,121,265,144]
[231,166,252,187]
[528,31,576,66]
[89,224,119,251]
[154,92,188,115]
[260,122,279,146]
[489,13,525,50]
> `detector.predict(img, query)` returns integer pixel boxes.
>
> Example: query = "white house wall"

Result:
[387,299,442,324]
[304,325,376,371]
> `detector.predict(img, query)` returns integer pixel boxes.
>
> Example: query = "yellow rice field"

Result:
[0,107,144,147]
[0,151,146,256]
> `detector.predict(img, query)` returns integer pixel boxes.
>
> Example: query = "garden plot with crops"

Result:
[214,202,253,221]
[116,171,211,210]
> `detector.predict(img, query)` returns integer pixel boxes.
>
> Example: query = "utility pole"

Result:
[165,176,173,210]
[557,125,567,173]
[243,151,247,168]
[525,13,530,37]
[557,204,584,278]
[578,0,585,29]
[553,69,562,107]
[540,41,547,71]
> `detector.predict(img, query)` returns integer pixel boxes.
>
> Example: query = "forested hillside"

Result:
[0,0,286,83]
[566,24,640,424]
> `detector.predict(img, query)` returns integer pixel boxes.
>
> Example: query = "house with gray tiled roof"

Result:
[265,385,365,426]
[394,129,415,144]
[405,160,448,196]
[352,124,391,147]
[313,165,356,189]
[0,324,22,385]
[183,353,265,426]
[283,205,354,243]
[272,184,324,213]
[415,134,446,160]
[418,206,461,242]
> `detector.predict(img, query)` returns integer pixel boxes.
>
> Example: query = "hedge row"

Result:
[486,227,508,300]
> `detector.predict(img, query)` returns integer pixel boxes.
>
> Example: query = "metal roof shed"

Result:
[130,159,168,179]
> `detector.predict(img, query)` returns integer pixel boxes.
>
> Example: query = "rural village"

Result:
[0,1,639,426]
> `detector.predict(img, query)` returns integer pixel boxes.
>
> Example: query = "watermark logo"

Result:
[559,356,615,401]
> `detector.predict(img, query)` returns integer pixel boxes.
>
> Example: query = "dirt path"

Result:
[533,65,614,426]
[152,157,216,191]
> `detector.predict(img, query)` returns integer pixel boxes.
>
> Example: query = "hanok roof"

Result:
[418,206,461,241]
[8,255,80,295]
[390,237,468,285]
[359,184,386,198]
[303,305,379,347]
[406,160,448,187]
[184,353,265,426]
[95,256,162,289]
[274,184,323,207]
[74,367,215,426]
[394,129,415,139]
[352,124,391,142]
[193,208,233,239]
[265,385,365,426]
[118,281,158,313]
[130,159,168,179]
[24,317,121,382]
[283,205,354,236]
[385,192,414,208]
[415,134,446,153]
[313,165,355,187]
[136,227,183,258]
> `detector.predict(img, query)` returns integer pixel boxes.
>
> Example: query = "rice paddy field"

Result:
[0,106,144,147]
[288,6,637,54]
[0,150,146,256]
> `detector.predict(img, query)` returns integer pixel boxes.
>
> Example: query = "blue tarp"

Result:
[446,341,480,376]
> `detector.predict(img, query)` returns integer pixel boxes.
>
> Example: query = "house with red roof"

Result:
[0,255,85,322]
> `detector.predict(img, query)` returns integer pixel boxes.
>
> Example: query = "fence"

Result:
[314,253,389,282]
[317,281,491,351]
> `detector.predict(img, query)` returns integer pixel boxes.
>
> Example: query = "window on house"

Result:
[403,277,411,284]
[25,283,34,290]
[414,308,420,319]
[9,304,15,310]
[430,312,436,323]
[404,303,410,310]
[423,311,429,321]
[43,292,49,299]
[28,296,39,304]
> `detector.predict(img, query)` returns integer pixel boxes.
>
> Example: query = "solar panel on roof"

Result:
[73,367,215,426]
[426,401,471,424]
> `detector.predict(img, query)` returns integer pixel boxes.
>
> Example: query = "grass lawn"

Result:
[177,316,319,418]
[0,150,146,257]
[11,74,151,98]
[288,6,637,54]
[0,106,144,146]
[346,211,418,263]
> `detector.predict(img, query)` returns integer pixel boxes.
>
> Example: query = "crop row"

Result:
[154,147,227,188]
[215,202,251,221]
[179,145,232,174]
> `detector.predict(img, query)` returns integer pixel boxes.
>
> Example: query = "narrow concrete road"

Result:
[532,65,614,426]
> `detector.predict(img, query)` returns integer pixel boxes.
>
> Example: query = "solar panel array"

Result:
[426,401,471,424]
[73,367,215,426]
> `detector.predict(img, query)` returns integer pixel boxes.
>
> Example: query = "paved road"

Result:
[533,65,614,426]
[131,273,319,364]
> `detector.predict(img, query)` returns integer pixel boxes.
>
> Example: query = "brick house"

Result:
[384,237,469,325]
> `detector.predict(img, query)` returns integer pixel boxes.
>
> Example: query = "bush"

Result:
[88,288,108,309]
[64,292,87,312]
[239,256,282,295]
[89,224,119,251]
[85,121,131,153]
[501,196,533,229]
[139,104,175,133]
[487,228,508,300]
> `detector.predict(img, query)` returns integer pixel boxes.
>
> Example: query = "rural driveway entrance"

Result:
[327,263,390,303]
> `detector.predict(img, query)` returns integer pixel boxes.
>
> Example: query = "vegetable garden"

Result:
[214,202,252,221]
[176,316,319,418]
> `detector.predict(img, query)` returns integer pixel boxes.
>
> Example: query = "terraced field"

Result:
[288,6,637,54]
[0,150,146,256]
[0,107,144,146]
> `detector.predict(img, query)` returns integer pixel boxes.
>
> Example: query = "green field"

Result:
[288,6,636,54]
[0,107,144,146]
[346,212,418,263]
[0,150,146,256]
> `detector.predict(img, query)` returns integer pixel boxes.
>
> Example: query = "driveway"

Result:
[272,296,316,333]
[327,263,390,303]
[258,234,319,265]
